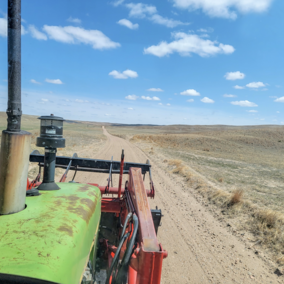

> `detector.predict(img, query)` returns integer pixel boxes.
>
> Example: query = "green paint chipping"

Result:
[0,183,101,284]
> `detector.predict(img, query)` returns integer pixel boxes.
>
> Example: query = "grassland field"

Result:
[1,113,284,268]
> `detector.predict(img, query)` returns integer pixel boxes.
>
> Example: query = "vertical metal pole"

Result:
[0,0,31,215]
[118,149,124,199]
[7,0,22,132]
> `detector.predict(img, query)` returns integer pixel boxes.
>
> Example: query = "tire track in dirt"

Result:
[76,129,281,284]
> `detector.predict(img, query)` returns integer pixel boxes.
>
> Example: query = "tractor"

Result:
[0,1,167,283]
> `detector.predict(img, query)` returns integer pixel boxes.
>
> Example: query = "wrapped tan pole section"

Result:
[0,131,31,215]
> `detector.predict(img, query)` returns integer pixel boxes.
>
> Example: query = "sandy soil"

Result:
[75,128,282,284]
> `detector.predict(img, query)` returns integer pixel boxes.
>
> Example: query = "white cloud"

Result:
[0,18,6,36]
[144,32,234,57]
[45,79,63,84]
[275,97,284,103]
[231,100,258,107]
[201,97,214,103]
[123,69,138,78]
[42,25,120,50]
[67,17,81,24]
[246,82,265,88]
[224,71,245,80]
[112,0,125,6]
[149,14,189,28]
[234,85,245,89]
[187,99,194,102]
[28,25,47,40]
[0,17,27,37]
[126,3,157,18]
[248,110,258,113]
[223,94,236,98]
[125,95,139,100]
[167,103,171,106]
[141,96,152,100]
[277,111,280,113]
[147,88,163,92]
[109,69,138,79]
[75,99,89,103]
[21,25,27,35]
[141,96,160,101]
[158,103,163,105]
[172,0,273,19]
[41,98,48,102]
[128,107,134,110]
[180,89,200,96]
[30,79,41,85]
[197,28,213,33]
[124,3,188,28]
[117,19,139,30]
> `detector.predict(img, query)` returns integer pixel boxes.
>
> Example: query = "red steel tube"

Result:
[128,265,137,284]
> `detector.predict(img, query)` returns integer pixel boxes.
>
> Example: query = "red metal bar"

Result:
[118,149,124,199]
[127,167,167,284]
[128,265,137,284]
[59,173,67,182]
[101,198,122,213]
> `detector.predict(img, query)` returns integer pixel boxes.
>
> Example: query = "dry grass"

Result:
[167,158,284,265]
[229,189,244,206]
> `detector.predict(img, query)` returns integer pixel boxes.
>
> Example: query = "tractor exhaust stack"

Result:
[0,0,31,215]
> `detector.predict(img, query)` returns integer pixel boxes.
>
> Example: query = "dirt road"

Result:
[76,129,281,284]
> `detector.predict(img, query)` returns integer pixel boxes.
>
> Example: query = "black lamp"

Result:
[36,114,65,190]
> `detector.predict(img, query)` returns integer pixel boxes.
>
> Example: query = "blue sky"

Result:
[0,0,283,125]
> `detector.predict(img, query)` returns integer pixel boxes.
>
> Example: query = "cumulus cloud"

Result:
[67,17,81,24]
[75,99,89,103]
[109,69,138,79]
[234,85,245,89]
[112,0,125,6]
[223,94,236,98]
[147,88,163,92]
[187,99,194,102]
[42,25,120,50]
[141,96,160,101]
[149,14,189,28]
[41,98,48,102]
[0,18,6,37]
[180,89,200,96]
[172,0,273,19]
[125,95,139,100]
[231,100,258,107]
[0,17,27,37]
[28,25,47,40]
[248,110,258,113]
[128,107,134,110]
[167,103,171,106]
[197,28,214,33]
[126,3,157,18]
[125,3,188,27]
[224,71,245,80]
[30,79,41,85]
[246,82,265,88]
[201,97,214,103]
[275,97,284,103]
[45,79,63,84]
[117,19,139,30]
[21,25,27,35]
[144,32,234,57]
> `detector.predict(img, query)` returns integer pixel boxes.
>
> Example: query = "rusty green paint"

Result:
[0,183,101,284]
